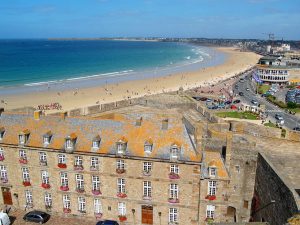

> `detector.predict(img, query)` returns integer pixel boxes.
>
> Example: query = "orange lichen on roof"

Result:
[205,151,228,179]
[171,140,181,147]
[20,129,30,135]
[0,127,5,133]
[44,131,52,136]
[69,133,77,140]
[118,136,128,143]
[145,138,153,145]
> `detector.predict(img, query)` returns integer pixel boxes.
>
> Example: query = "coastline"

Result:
[0,47,261,113]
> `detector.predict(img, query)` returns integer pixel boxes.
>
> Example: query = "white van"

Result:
[0,211,10,225]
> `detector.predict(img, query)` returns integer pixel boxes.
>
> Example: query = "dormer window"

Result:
[116,137,127,155]
[66,139,72,148]
[43,131,52,146]
[170,143,180,161]
[0,127,5,140]
[209,167,217,177]
[144,139,153,154]
[92,135,101,150]
[65,133,77,152]
[19,129,30,145]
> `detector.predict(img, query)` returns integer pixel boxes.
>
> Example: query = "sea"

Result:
[0,39,226,95]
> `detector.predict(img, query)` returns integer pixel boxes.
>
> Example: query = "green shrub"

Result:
[287,102,298,109]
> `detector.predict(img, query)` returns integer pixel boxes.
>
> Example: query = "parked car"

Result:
[200,97,208,101]
[251,99,258,105]
[239,78,245,83]
[276,119,284,126]
[23,211,50,224]
[225,100,232,105]
[235,84,238,89]
[275,114,284,120]
[192,97,201,101]
[96,220,120,225]
[239,92,244,96]
[233,99,241,104]
[0,212,11,225]
[293,127,300,131]
[246,88,250,91]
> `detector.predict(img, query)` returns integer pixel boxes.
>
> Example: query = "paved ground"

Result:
[7,210,96,225]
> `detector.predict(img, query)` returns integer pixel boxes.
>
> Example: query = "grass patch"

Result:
[264,122,277,128]
[257,84,270,94]
[216,111,259,120]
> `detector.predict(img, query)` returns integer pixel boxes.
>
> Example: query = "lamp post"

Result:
[158,212,162,225]
[132,209,136,225]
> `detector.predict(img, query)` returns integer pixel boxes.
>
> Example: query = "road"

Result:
[233,71,300,130]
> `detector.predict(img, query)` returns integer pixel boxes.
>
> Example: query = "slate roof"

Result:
[0,111,201,163]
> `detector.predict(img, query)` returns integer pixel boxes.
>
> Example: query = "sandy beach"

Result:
[0,47,260,113]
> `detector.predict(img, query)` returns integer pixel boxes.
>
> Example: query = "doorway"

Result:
[1,187,12,205]
[141,205,153,224]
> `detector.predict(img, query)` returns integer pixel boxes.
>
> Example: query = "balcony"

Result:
[118,215,127,222]
[116,168,125,174]
[92,189,102,196]
[168,198,179,204]
[205,195,216,201]
[41,183,51,189]
[60,186,69,191]
[169,172,180,179]
[19,158,28,164]
[57,163,67,169]
[63,208,71,213]
[22,181,31,187]
[117,192,127,198]
[0,155,4,161]
[74,165,84,171]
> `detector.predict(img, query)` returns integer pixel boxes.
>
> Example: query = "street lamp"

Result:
[132,209,136,225]
[158,212,162,225]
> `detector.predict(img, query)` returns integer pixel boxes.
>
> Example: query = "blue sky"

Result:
[0,0,299,39]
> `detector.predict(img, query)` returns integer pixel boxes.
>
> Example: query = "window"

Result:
[169,208,178,223]
[63,195,70,209]
[25,190,33,205]
[170,164,179,174]
[235,165,240,173]
[143,181,151,197]
[75,174,84,190]
[144,143,153,153]
[92,175,100,191]
[206,205,215,219]
[118,202,126,216]
[19,150,27,160]
[0,148,4,158]
[22,167,30,182]
[143,162,152,173]
[58,154,66,164]
[0,165,7,182]
[117,143,124,153]
[0,129,4,140]
[116,160,125,170]
[39,152,47,164]
[92,141,100,149]
[44,193,52,207]
[170,145,179,160]
[65,139,73,149]
[41,170,49,184]
[209,167,217,177]
[117,178,125,193]
[94,199,102,214]
[60,172,68,187]
[43,136,50,145]
[19,135,25,144]
[78,197,86,212]
[208,180,217,196]
[90,157,99,170]
[244,200,249,209]
[170,184,178,199]
[74,156,83,166]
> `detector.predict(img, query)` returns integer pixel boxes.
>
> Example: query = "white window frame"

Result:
[22,167,30,182]
[170,146,179,159]
[60,172,68,187]
[92,140,100,149]
[117,178,125,193]
[118,202,126,216]
[76,174,84,190]
[0,148,4,158]
[92,175,100,191]
[75,156,83,166]
[209,167,217,177]
[63,195,70,209]
[39,152,47,163]
[58,154,66,164]
[170,183,178,199]
[0,131,4,140]
[143,162,152,173]
[90,157,99,169]
[94,198,102,214]
[206,205,215,219]
[44,193,52,207]
[117,143,124,154]
[41,170,49,184]
[19,150,27,160]
[169,208,178,223]
[144,144,153,153]
[208,180,217,196]
[143,181,152,197]
[170,164,179,174]
[65,139,73,149]
[25,190,33,205]
[19,135,25,144]
[78,196,86,212]
[43,136,50,145]
[0,165,7,181]
[116,159,125,170]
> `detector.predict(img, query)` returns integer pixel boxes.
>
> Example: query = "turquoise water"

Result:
[0,39,206,87]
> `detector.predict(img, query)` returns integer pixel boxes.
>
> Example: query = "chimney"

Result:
[60,111,68,120]
[0,108,4,116]
[162,119,168,130]
[33,110,42,120]
[135,117,143,126]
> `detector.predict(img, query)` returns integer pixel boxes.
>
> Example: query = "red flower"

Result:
[118,216,127,222]
[19,158,28,164]
[205,195,216,200]
[169,172,180,179]
[0,155,5,161]
[58,163,67,169]
[168,198,179,204]
[116,168,125,174]
[60,186,69,191]
[92,190,102,195]
[41,183,51,189]
[117,192,127,198]
[63,208,71,213]
[23,181,31,186]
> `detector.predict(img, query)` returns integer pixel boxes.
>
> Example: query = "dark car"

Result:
[96,220,120,225]
[239,92,244,96]
[233,99,241,104]
[293,127,300,131]
[23,211,50,224]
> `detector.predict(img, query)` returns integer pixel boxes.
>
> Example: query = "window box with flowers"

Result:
[90,166,99,171]
[205,218,214,223]
[60,186,69,191]
[41,183,50,189]
[118,215,127,222]
[116,168,125,174]
[143,196,152,201]
[22,181,31,186]
[169,172,180,179]
[94,213,103,219]
[0,178,8,184]
[117,192,127,198]
[40,161,47,166]
[76,188,85,193]
[74,165,84,171]
[168,198,179,204]
[57,163,67,169]
[45,205,52,212]
[205,195,216,201]
[19,158,28,164]
[63,208,71,213]
[143,170,151,176]
[0,155,4,161]
[92,189,102,195]
[78,210,86,214]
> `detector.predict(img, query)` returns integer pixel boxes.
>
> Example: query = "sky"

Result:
[0,0,299,40]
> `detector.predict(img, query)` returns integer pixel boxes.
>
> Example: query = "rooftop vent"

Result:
[0,108,4,116]
[135,117,143,126]
[162,119,168,130]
